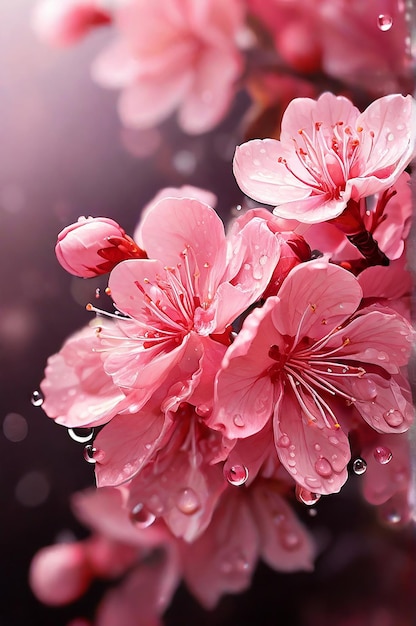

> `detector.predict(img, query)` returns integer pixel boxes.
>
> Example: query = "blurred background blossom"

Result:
[1,1,416,625]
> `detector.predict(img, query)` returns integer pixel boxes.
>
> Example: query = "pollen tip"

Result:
[86,303,93,311]
[105,287,111,295]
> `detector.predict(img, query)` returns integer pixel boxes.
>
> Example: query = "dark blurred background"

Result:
[1,2,415,625]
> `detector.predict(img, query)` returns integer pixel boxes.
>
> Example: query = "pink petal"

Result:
[94,409,174,487]
[181,489,259,608]
[251,479,315,571]
[92,41,141,88]
[118,71,192,129]
[274,393,350,495]
[96,547,180,626]
[178,47,242,134]
[358,255,412,301]
[209,298,279,438]
[72,487,167,548]
[273,260,362,340]
[138,197,228,301]
[223,422,275,487]
[362,433,410,505]
[233,139,312,206]
[40,324,125,428]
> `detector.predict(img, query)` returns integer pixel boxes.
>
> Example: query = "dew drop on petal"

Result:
[377,14,393,30]
[31,390,44,407]
[225,464,249,486]
[383,409,404,427]
[277,434,291,448]
[352,457,367,475]
[373,446,393,465]
[68,427,94,443]
[296,485,321,506]
[259,255,268,266]
[130,503,156,529]
[280,529,301,550]
[176,488,200,515]
[233,414,245,428]
[83,445,97,464]
[314,457,333,478]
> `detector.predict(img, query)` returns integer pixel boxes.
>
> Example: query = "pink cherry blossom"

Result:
[33,0,112,46]
[210,260,414,495]
[95,197,279,414]
[181,477,315,608]
[234,92,416,224]
[91,0,245,134]
[56,216,146,278]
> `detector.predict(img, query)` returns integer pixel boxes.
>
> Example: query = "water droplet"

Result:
[233,414,245,428]
[308,508,318,517]
[277,434,291,448]
[83,445,97,463]
[315,457,333,478]
[68,427,94,443]
[296,485,321,506]
[259,255,268,266]
[373,446,392,465]
[252,266,263,280]
[383,408,403,427]
[386,132,394,141]
[130,503,156,528]
[176,488,200,515]
[220,550,250,574]
[225,464,249,486]
[280,529,301,550]
[31,390,44,407]
[377,14,393,31]
[352,458,367,475]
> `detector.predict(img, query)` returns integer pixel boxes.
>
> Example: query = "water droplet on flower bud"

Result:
[373,446,393,465]
[315,457,333,478]
[31,390,44,407]
[225,464,249,486]
[233,414,245,428]
[68,427,94,443]
[296,485,321,506]
[377,14,393,30]
[130,503,156,528]
[176,488,200,515]
[83,445,97,463]
[352,458,367,475]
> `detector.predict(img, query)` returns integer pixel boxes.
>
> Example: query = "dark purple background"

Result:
[1,3,415,625]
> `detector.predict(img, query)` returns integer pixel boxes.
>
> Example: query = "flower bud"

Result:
[56,216,146,278]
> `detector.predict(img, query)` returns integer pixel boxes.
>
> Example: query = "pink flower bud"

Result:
[55,216,147,278]
[33,1,111,47]
[29,543,91,606]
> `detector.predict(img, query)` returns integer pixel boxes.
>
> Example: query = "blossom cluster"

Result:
[30,86,416,624]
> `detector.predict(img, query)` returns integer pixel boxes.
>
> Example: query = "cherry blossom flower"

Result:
[91,0,245,134]
[209,260,414,495]
[56,216,146,278]
[95,196,279,414]
[234,92,416,224]
[33,0,112,46]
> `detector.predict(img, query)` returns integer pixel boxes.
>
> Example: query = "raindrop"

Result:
[130,503,156,528]
[225,464,249,486]
[68,427,94,443]
[377,14,393,31]
[259,255,268,266]
[277,434,291,448]
[315,457,333,478]
[373,446,393,465]
[252,266,263,280]
[233,414,245,428]
[280,529,301,550]
[83,445,97,464]
[31,390,44,407]
[352,457,367,475]
[176,488,200,515]
[386,132,394,141]
[383,408,403,427]
[296,485,321,506]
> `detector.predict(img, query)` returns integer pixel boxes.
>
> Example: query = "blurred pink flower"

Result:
[56,216,146,278]
[234,92,416,224]
[91,0,245,133]
[33,0,112,46]
[209,260,414,495]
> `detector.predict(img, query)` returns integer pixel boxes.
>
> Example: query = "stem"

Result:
[347,231,390,266]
